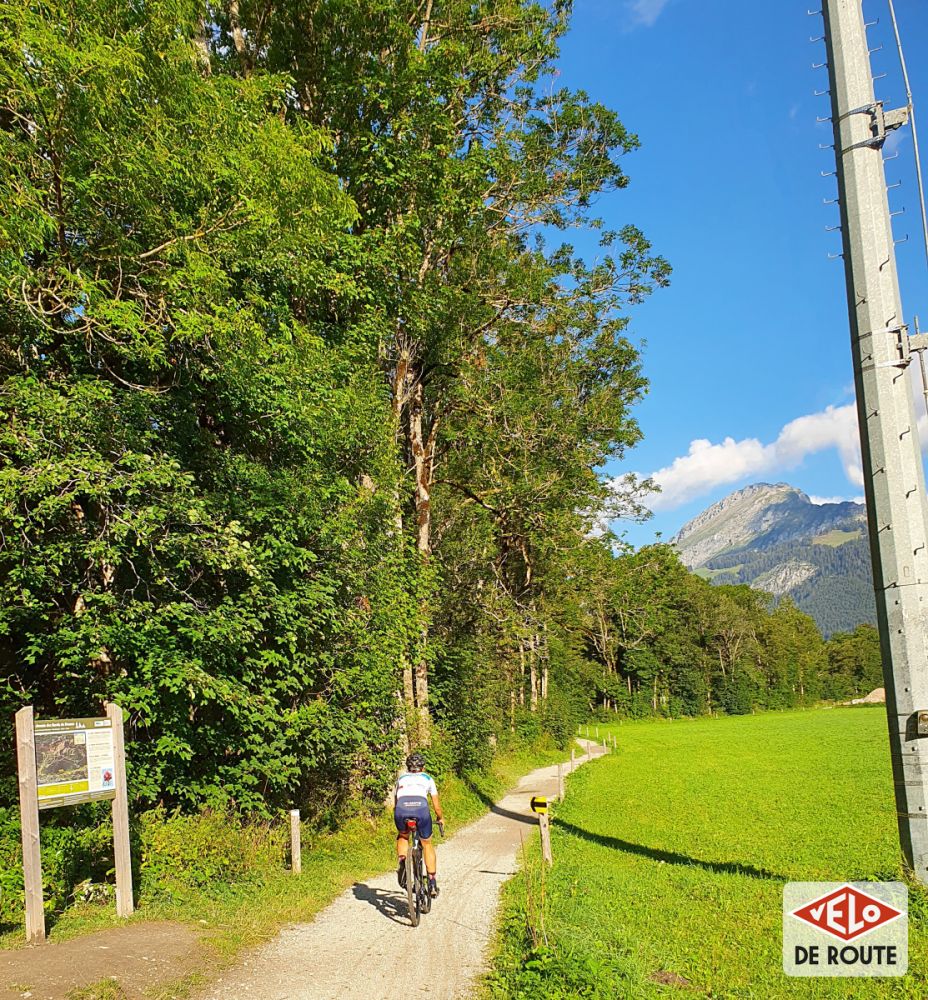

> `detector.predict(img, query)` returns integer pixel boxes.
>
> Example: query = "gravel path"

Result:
[201,741,607,1000]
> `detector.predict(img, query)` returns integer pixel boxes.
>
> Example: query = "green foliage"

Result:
[0,804,117,924]
[0,807,23,925]
[0,0,665,833]
[823,624,884,700]
[0,0,411,814]
[574,542,842,720]
[138,808,285,897]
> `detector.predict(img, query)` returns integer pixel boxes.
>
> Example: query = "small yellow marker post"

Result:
[530,796,552,866]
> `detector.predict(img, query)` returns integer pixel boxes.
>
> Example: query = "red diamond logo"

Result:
[791,884,902,942]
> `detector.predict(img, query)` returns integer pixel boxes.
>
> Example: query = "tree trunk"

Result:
[193,17,212,75]
[390,348,419,736]
[540,635,548,701]
[519,640,525,706]
[227,0,252,76]
[529,636,538,712]
[409,379,432,556]
[408,376,433,742]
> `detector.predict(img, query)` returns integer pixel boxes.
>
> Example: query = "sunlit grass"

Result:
[489,708,927,999]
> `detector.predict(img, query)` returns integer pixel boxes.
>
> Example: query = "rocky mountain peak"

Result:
[671,483,866,569]
[668,483,871,636]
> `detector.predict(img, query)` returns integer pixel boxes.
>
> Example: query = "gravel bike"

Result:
[403,817,443,927]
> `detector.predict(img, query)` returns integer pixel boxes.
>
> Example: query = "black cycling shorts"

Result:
[394,796,432,839]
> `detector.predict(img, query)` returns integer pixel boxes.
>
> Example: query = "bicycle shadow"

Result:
[351,882,410,925]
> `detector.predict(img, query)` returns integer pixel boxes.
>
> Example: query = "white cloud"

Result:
[641,404,863,511]
[884,128,909,157]
[626,0,671,28]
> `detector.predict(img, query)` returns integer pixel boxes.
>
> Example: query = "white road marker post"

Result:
[290,809,302,874]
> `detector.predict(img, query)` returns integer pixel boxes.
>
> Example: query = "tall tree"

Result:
[212,0,667,740]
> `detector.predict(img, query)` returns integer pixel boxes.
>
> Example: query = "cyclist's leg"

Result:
[394,808,411,887]
[421,836,436,877]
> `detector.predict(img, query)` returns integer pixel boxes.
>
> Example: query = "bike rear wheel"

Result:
[418,848,431,914]
[405,843,418,927]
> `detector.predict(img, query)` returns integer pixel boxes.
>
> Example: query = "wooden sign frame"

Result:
[15,703,133,944]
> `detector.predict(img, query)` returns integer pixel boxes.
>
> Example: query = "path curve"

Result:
[201,741,607,1000]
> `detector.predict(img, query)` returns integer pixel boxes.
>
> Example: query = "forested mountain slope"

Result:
[672,484,875,636]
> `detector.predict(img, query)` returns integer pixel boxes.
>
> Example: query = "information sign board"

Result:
[34,717,117,810]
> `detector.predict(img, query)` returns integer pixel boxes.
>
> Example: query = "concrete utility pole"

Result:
[822,0,928,884]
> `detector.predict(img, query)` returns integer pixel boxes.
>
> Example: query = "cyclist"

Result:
[394,751,444,897]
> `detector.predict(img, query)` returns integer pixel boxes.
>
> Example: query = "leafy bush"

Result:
[0,808,23,925]
[41,818,115,914]
[0,805,117,923]
[421,727,456,780]
[138,808,285,898]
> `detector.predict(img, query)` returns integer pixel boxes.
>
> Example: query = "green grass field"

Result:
[487,708,927,999]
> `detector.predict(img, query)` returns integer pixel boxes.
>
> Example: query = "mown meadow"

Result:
[488,707,927,999]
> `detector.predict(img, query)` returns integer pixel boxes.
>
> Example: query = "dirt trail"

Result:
[0,922,201,1000]
[201,741,607,1000]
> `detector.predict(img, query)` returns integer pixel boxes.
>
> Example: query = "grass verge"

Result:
[486,708,928,999]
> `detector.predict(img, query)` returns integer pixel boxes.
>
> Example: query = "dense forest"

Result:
[0,0,883,823]
[703,534,875,636]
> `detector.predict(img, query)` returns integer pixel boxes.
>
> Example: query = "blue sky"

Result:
[556,1,928,545]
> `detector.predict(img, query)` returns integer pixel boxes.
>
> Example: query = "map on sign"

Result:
[34,717,117,810]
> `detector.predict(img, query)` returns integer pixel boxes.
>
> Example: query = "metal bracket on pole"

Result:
[840,102,910,153]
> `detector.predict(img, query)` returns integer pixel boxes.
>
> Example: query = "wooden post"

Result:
[557,763,564,801]
[290,809,302,874]
[603,737,607,750]
[15,707,45,944]
[105,702,134,918]
[595,725,599,738]
[539,813,552,866]
[570,748,575,772]
[613,734,617,750]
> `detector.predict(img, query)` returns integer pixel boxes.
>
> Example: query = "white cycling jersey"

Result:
[395,771,438,802]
